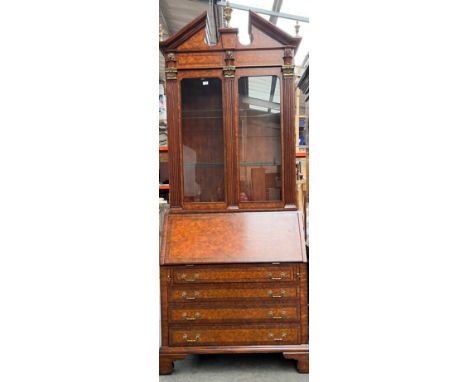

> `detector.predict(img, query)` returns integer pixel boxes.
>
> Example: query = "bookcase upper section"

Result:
[160,11,301,212]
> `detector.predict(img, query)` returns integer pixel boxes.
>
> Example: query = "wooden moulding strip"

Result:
[160,344,309,354]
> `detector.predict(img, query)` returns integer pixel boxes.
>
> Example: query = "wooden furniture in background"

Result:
[159,10,308,374]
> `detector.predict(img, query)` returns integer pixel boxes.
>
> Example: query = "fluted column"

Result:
[165,53,182,208]
[282,48,297,208]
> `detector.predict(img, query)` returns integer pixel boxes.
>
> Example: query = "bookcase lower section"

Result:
[159,262,309,374]
[159,345,309,375]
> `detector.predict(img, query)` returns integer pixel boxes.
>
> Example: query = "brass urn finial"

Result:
[224,1,233,28]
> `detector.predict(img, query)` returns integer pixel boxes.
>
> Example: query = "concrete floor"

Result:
[160,353,309,382]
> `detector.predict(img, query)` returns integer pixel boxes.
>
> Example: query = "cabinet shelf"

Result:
[182,162,281,167]
[183,162,223,167]
[240,162,280,166]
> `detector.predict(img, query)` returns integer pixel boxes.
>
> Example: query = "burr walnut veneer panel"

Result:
[161,211,306,265]
[169,325,300,346]
[170,284,299,302]
[169,306,299,323]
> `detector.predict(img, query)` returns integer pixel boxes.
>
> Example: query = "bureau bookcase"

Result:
[159,10,308,374]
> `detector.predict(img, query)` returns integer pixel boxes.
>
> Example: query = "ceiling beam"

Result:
[217,1,309,23]
[267,0,283,112]
[159,2,170,37]
[269,0,283,25]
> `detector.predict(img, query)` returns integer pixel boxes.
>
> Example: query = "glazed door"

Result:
[179,73,227,208]
[236,68,284,209]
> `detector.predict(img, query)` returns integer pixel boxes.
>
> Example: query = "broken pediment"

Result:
[160,10,301,53]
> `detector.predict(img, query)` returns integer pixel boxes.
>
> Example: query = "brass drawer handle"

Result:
[268,271,286,280]
[268,311,286,319]
[268,289,286,298]
[180,273,200,282]
[182,312,201,321]
[183,334,200,343]
[268,332,287,342]
[181,291,200,300]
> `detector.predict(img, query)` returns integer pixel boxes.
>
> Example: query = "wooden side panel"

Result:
[299,263,309,344]
[160,267,170,346]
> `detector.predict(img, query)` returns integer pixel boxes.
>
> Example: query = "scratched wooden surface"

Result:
[162,211,306,265]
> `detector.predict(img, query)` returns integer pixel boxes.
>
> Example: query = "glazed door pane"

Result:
[181,78,225,203]
[238,76,282,202]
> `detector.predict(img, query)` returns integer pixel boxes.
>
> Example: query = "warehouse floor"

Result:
[159,353,309,381]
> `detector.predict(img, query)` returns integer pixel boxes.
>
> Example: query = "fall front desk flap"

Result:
[161,211,307,265]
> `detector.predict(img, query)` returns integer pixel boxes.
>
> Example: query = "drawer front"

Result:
[170,286,298,302]
[169,306,299,323]
[172,266,295,284]
[169,326,300,346]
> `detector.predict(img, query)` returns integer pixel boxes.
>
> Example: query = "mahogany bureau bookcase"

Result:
[159,10,308,375]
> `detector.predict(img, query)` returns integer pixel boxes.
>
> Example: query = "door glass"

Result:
[181,78,225,202]
[238,76,281,201]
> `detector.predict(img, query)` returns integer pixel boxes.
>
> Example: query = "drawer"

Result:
[170,285,298,302]
[172,265,295,284]
[169,306,299,323]
[169,325,300,346]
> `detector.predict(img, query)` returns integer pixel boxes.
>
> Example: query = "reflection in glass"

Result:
[238,76,281,201]
[181,78,225,202]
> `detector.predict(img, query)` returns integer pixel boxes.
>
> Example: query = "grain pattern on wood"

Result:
[162,211,306,264]
[166,77,182,207]
[223,71,238,207]
[171,264,295,283]
[281,72,297,207]
[169,284,299,302]
[169,306,299,323]
[169,325,300,346]
[160,267,170,346]
[299,263,309,343]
